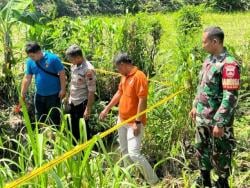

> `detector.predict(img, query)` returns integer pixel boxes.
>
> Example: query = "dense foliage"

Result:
[0,2,249,187]
[1,0,249,18]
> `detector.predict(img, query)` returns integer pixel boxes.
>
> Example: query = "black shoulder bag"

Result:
[35,61,59,78]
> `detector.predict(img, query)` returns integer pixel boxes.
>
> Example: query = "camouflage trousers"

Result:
[195,125,235,178]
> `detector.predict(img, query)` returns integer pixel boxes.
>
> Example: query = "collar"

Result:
[209,48,228,63]
[73,61,86,69]
[36,51,47,63]
[126,66,138,77]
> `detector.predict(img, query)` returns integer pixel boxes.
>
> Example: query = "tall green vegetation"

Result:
[0,0,35,76]
[32,0,250,18]
[0,6,249,187]
[142,6,204,177]
[119,14,162,77]
[0,0,30,104]
[0,0,44,102]
[1,107,142,187]
[27,14,163,94]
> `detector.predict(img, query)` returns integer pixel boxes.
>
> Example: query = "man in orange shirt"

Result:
[99,53,159,185]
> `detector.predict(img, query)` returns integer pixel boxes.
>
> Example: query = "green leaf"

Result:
[51,171,64,188]
[0,0,33,23]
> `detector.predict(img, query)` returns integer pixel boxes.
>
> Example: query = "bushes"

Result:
[33,0,250,18]
[212,0,250,11]
[26,15,164,142]
[118,14,162,77]
[176,5,202,36]
[1,10,250,187]
[27,14,163,99]
[142,6,204,174]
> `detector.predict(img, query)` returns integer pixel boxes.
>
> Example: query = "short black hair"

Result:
[114,53,132,65]
[66,45,83,58]
[204,26,224,43]
[25,42,41,54]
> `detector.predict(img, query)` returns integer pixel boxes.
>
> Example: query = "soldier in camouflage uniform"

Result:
[189,27,240,188]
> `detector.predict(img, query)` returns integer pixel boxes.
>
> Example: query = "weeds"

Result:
[0,10,249,188]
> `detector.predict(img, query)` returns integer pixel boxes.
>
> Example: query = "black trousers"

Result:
[34,93,61,127]
[69,101,91,144]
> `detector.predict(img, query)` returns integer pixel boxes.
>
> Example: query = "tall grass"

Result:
[0,10,250,188]
[1,102,149,187]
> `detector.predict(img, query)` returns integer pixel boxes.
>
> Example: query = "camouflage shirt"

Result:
[193,49,240,127]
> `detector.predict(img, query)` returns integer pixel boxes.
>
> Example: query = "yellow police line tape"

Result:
[5,88,186,188]
[62,61,172,87]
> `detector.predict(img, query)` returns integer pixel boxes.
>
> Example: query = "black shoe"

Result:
[195,170,212,188]
[214,177,229,188]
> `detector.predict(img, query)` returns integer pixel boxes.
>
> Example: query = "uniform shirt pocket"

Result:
[205,64,218,84]
[76,74,86,87]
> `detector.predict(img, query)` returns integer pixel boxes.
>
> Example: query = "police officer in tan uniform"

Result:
[66,45,96,144]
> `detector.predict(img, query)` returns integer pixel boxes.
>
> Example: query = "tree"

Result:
[0,0,42,77]
[0,0,32,76]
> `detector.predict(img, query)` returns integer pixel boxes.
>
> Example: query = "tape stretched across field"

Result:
[5,88,186,188]
[63,61,172,87]
[94,68,172,87]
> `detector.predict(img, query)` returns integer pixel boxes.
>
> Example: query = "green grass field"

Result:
[0,12,249,187]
